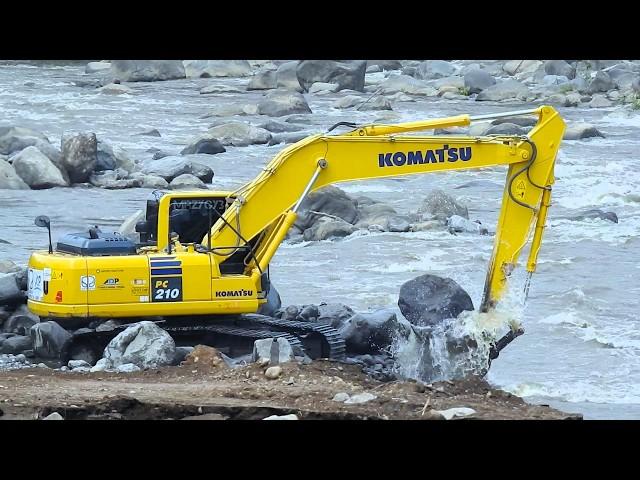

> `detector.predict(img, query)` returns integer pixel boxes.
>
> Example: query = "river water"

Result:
[1,63,639,419]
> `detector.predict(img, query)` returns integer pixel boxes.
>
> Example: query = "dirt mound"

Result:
[181,345,228,372]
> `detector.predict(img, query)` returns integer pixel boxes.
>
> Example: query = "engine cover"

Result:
[56,231,137,256]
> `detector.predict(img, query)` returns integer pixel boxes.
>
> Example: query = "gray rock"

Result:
[31,321,73,358]
[252,337,294,364]
[0,159,30,190]
[299,304,320,322]
[61,132,98,183]
[141,156,192,181]
[476,79,531,102]
[90,357,111,372]
[43,412,64,420]
[111,60,185,82]
[184,60,251,78]
[303,217,357,241]
[332,392,350,402]
[98,84,133,95]
[0,126,50,156]
[296,60,367,92]
[308,82,340,94]
[3,305,39,335]
[503,60,543,76]
[317,303,356,329]
[169,174,207,190]
[257,283,281,317]
[267,132,309,146]
[295,185,359,230]
[199,84,244,95]
[367,60,402,71]
[137,128,161,137]
[115,363,141,373]
[544,60,576,79]
[484,123,526,135]
[463,69,496,94]
[355,203,409,232]
[275,61,303,91]
[587,71,614,94]
[491,116,537,127]
[563,123,605,140]
[201,103,256,118]
[568,209,618,223]
[0,260,20,274]
[0,335,32,354]
[96,140,135,173]
[95,319,121,332]
[180,137,226,156]
[264,365,282,379]
[415,60,456,80]
[256,119,305,133]
[103,321,175,369]
[86,61,111,74]
[398,274,475,327]
[189,162,214,183]
[589,95,613,108]
[89,170,142,189]
[257,90,312,117]
[379,74,437,96]
[633,77,640,93]
[332,95,364,109]
[68,359,91,369]
[542,75,570,86]
[137,175,169,189]
[357,96,392,111]
[447,215,488,235]
[344,392,377,404]
[338,309,410,354]
[206,122,271,147]
[0,273,23,304]
[263,413,298,420]
[247,70,277,90]
[418,189,468,221]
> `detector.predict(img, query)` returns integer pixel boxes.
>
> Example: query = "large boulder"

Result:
[0,335,32,355]
[418,189,468,221]
[568,209,618,223]
[11,146,68,188]
[183,60,251,78]
[379,75,437,96]
[296,60,367,92]
[0,159,30,190]
[476,79,531,102]
[89,170,142,189]
[587,71,614,94]
[181,136,226,155]
[563,123,605,140]
[355,203,410,232]
[252,337,295,364]
[295,185,359,230]
[275,61,303,91]
[0,126,50,156]
[398,274,475,327]
[96,140,135,173]
[31,321,73,359]
[206,122,272,147]
[447,215,488,235]
[302,217,357,241]
[544,60,576,80]
[257,281,281,317]
[2,305,39,335]
[188,161,214,183]
[141,156,193,182]
[414,60,457,80]
[316,303,356,329]
[338,309,410,355]
[169,174,206,190]
[247,69,277,90]
[61,132,98,183]
[464,69,496,94]
[257,90,312,117]
[367,60,402,71]
[111,60,185,82]
[102,321,176,369]
[0,273,24,305]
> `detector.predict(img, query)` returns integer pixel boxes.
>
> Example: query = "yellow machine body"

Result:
[27,106,565,321]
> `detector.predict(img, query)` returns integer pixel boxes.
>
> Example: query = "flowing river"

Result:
[1,63,639,419]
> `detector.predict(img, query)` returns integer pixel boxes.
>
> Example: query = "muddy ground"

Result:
[0,360,581,420]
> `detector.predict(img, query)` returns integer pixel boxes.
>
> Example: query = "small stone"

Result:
[43,412,63,420]
[265,366,282,380]
[68,359,91,369]
[344,392,377,404]
[332,392,350,402]
[433,407,476,420]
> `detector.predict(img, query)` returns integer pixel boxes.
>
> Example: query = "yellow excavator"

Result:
[26,105,565,362]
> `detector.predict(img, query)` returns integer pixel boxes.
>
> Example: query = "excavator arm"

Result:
[170,105,563,312]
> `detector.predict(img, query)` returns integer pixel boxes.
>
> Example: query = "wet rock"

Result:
[0,126,50,156]
[184,60,251,78]
[295,185,359,230]
[0,260,20,274]
[296,60,366,92]
[476,79,531,102]
[484,123,526,136]
[491,116,537,128]
[180,136,226,156]
[61,132,98,183]
[256,119,305,134]
[169,173,206,190]
[263,413,298,420]
[199,84,244,95]
[13,147,68,189]
[3,305,39,335]
[379,74,437,96]
[0,160,29,190]
[252,337,294,364]
[299,304,320,322]
[68,359,91,369]
[357,96,392,111]
[418,189,468,221]
[89,170,142,189]
[137,128,161,137]
[189,162,214,183]
[563,123,605,140]
[415,60,456,80]
[447,215,488,235]
[264,365,282,379]
[275,61,303,91]
[267,132,309,146]
[568,209,618,223]
[206,122,271,147]
[31,321,72,358]
[355,203,408,232]
[86,61,111,74]
[344,392,377,404]
[141,156,193,181]
[367,60,402,71]
[136,174,169,189]
[201,103,256,118]
[247,69,277,90]
[0,273,23,304]
[103,321,175,370]
[503,60,543,76]
[111,60,185,82]
[338,310,409,355]
[303,217,357,241]
[0,335,32,354]
[257,283,281,317]
[463,69,496,94]
[398,274,475,327]
[587,71,613,94]
[257,90,311,117]
[309,82,340,94]
[589,95,613,108]
[43,412,64,420]
[543,60,576,79]
[96,140,135,173]
[332,95,364,109]
[97,83,133,95]
[317,303,356,329]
